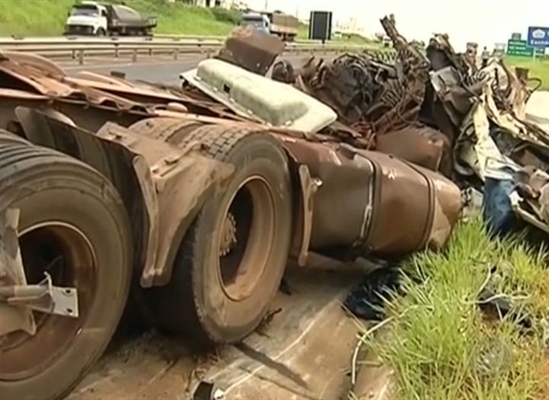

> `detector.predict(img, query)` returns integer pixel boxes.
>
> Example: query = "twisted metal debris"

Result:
[270,15,549,234]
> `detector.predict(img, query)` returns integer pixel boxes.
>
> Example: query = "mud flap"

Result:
[0,208,36,336]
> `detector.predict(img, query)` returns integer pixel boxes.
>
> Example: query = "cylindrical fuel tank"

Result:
[280,137,462,257]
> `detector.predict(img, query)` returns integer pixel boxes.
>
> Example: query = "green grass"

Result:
[0,0,377,47]
[0,0,240,36]
[357,221,548,400]
[505,56,549,91]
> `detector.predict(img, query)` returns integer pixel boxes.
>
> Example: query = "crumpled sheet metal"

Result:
[425,39,549,233]
[0,54,153,114]
[515,169,549,231]
[287,49,428,137]
[0,53,461,286]
[2,12,543,252]
[0,50,66,77]
[270,15,446,178]
[0,51,235,120]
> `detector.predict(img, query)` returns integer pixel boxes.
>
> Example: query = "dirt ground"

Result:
[68,255,364,400]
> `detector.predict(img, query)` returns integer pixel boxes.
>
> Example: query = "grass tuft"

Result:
[360,220,548,400]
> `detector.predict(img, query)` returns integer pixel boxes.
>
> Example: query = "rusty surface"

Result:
[267,15,440,180]
[1,10,545,290]
[266,15,548,232]
[277,137,461,261]
[215,26,285,76]
[375,125,453,176]
[6,13,548,400]
[8,108,239,288]
[0,40,465,287]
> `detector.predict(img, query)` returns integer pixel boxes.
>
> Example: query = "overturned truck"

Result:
[1,24,471,400]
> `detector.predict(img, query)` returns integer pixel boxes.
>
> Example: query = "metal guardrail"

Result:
[153,33,321,44]
[0,36,363,65]
[1,34,322,44]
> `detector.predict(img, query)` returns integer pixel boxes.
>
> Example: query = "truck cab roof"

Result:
[80,1,102,6]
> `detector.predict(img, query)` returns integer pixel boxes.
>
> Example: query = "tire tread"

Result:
[152,125,285,348]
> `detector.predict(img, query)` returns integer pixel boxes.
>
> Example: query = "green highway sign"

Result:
[507,39,545,57]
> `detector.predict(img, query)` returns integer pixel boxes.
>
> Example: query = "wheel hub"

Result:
[219,212,237,257]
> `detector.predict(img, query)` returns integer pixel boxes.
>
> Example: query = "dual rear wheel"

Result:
[0,126,292,399]
[145,126,293,346]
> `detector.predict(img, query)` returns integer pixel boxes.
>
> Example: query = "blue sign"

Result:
[527,26,549,48]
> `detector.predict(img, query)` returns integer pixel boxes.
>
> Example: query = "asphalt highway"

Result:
[61,54,316,86]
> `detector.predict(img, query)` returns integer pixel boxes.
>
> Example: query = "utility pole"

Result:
[263,0,268,11]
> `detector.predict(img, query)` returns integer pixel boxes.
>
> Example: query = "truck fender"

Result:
[278,145,318,267]
[95,122,235,287]
[13,108,234,288]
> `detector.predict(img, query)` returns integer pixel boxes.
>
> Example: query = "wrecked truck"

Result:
[269,15,549,236]
[0,29,461,400]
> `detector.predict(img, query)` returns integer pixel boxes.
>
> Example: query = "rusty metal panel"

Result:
[359,151,434,254]
[215,26,285,76]
[375,125,453,176]
[359,150,461,254]
[277,137,461,259]
[281,138,376,251]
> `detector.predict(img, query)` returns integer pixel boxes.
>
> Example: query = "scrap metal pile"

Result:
[268,16,549,235]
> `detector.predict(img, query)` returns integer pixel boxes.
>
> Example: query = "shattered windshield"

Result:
[70,5,99,16]
[241,19,267,29]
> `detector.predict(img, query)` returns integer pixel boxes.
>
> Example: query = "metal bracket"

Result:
[0,273,79,318]
[296,165,321,267]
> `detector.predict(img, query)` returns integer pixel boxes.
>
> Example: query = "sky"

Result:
[246,0,549,51]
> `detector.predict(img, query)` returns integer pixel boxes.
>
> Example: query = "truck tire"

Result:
[0,130,28,145]
[96,28,106,36]
[0,139,132,400]
[149,127,292,347]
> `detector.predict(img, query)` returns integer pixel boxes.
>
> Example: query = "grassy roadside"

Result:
[0,0,240,37]
[505,56,549,91]
[0,0,379,46]
[356,221,548,400]
[0,0,363,42]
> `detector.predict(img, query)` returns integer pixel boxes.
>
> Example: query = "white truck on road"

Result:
[64,1,157,36]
